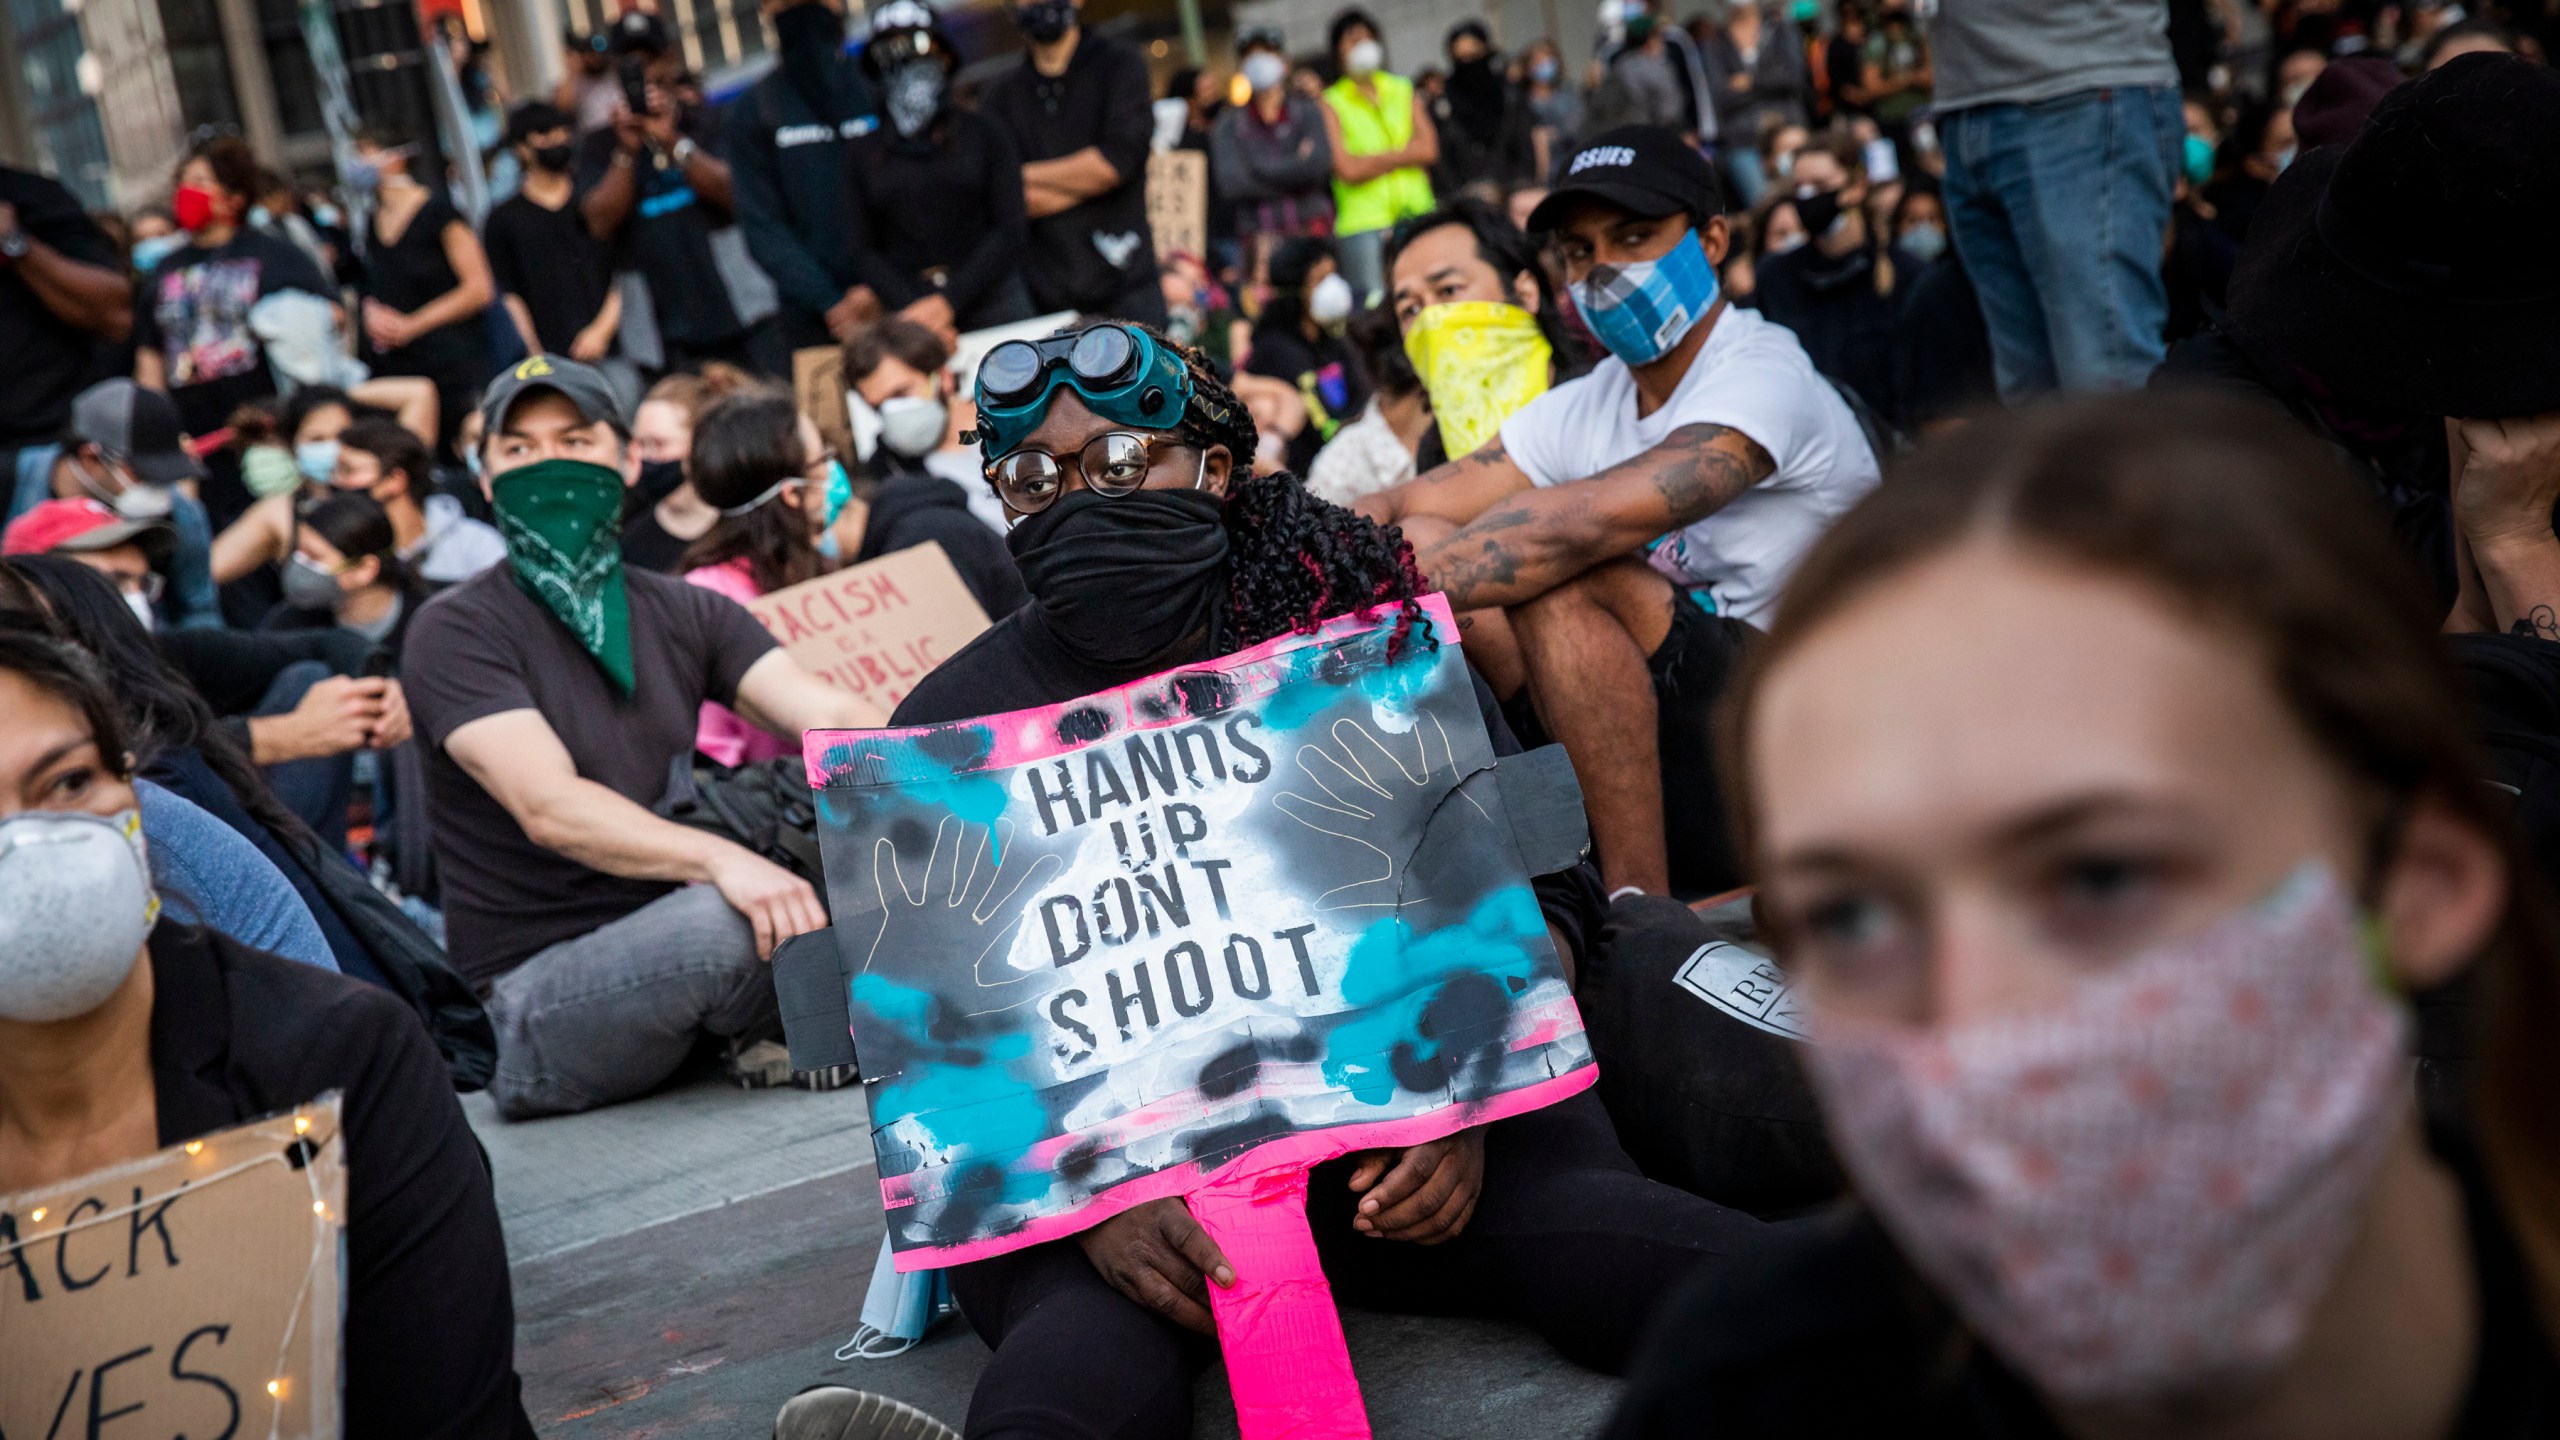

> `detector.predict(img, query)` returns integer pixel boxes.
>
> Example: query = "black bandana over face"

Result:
[1007,488,1230,670]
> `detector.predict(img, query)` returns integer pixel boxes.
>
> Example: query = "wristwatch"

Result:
[0,227,28,261]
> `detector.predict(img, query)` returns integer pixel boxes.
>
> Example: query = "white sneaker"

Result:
[773,1386,959,1440]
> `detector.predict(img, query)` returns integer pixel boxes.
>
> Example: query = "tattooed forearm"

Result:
[1412,423,1776,611]
[2511,605,2560,642]
[1648,424,1775,525]
[1363,436,1521,527]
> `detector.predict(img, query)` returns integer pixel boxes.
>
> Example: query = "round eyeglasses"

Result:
[988,431,1191,514]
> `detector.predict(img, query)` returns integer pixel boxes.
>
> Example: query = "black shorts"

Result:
[1500,588,1758,898]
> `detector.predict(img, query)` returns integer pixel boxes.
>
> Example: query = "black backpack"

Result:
[655,753,827,885]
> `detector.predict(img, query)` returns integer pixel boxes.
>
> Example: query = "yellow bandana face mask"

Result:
[1402,301,1553,461]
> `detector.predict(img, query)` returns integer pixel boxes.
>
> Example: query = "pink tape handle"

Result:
[1187,1161,1373,1440]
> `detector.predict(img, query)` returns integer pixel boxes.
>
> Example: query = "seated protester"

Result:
[2153,55,2552,622]
[1305,303,1431,507]
[332,416,506,587]
[621,364,759,572]
[1751,128,1903,423]
[1359,126,1881,899]
[678,389,839,766]
[897,321,1770,1434]
[42,379,221,629]
[840,2,1034,338]
[210,379,441,617]
[1243,235,1368,472]
[839,319,1028,611]
[407,356,879,1118]
[266,490,425,663]
[1608,395,2560,1438]
[1382,195,1595,475]
[3,496,177,629]
[0,627,534,1436]
[843,317,1008,536]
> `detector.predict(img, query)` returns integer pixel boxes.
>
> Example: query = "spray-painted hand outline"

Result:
[862,814,1073,1004]
[1268,714,1456,911]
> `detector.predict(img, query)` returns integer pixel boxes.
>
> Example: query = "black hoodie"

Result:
[859,465,1028,620]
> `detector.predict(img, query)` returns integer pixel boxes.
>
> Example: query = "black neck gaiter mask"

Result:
[1009,488,1231,671]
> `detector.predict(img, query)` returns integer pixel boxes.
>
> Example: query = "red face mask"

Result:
[172,184,218,233]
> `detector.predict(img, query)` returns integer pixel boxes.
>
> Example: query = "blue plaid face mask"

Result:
[1570,226,1720,366]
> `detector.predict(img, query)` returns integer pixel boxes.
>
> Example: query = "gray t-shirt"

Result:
[1924,0,2176,111]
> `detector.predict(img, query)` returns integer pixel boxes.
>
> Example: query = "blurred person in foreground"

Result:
[0,623,533,1437]
[2155,54,2560,632]
[1361,127,1878,899]
[1608,391,2560,1438]
[406,357,876,1117]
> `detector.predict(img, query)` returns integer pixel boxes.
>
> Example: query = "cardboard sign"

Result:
[2,1097,347,1439]
[1147,149,1209,262]
[748,541,992,729]
[794,345,855,471]
[805,596,1596,1268]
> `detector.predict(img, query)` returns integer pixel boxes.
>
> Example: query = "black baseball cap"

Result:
[67,379,202,485]
[1525,125,1725,235]
[480,355,629,437]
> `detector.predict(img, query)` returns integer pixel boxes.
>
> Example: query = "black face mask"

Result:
[772,0,845,52]
[1009,488,1230,670]
[1011,0,1074,43]
[531,142,574,172]
[626,457,687,521]
[1793,187,1845,240]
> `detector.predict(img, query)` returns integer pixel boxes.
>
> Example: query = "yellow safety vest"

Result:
[1324,72,1435,237]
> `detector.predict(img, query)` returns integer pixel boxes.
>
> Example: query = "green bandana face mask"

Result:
[491,458,634,696]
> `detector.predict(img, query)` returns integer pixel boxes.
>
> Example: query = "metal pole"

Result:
[1174,0,1206,66]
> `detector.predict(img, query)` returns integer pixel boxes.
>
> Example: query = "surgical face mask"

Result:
[75,457,173,521]
[1243,51,1288,93]
[1570,227,1720,366]
[311,202,343,230]
[878,394,950,458]
[820,458,855,527]
[0,809,159,1023]
[1771,147,1798,179]
[2273,144,2296,173]
[344,156,383,195]
[2183,131,2216,186]
[1766,232,1807,257]
[249,204,274,228]
[124,590,156,632]
[282,554,347,612]
[1345,38,1384,77]
[1531,57,1559,84]
[130,233,187,273]
[1803,864,2407,1404]
[296,438,341,484]
[1896,220,1946,263]
[242,443,302,498]
[1307,271,1355,326]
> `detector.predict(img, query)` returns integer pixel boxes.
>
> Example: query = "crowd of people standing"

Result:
[4,0,2560,1437]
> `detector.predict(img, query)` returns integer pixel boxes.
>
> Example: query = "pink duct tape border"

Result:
[887,1062,1597,1273]
[803,595,1462,786]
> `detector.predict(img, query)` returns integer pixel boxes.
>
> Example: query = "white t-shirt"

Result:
[1498,305,1880,626]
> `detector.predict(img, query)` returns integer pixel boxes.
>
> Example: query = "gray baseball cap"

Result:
[67,379,203,486]
[478,355,630,437]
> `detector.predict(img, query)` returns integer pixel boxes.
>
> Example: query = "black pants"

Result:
[949,1091,1774,1440]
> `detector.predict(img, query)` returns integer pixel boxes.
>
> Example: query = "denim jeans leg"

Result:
[1939,105,2059,400]
[256,658,355,852]
[484,882,780,1120]
[2007,86,2180,393]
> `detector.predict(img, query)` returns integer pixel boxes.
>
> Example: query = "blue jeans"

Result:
[1939,86,2181,399]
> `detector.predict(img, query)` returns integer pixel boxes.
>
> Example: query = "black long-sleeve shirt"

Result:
[149,924,534,1437]
[842,109,1029,317]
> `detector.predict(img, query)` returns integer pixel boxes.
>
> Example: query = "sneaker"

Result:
[726,1038,796,1090]
[773,1386,958,1440]
[793,1061,861,1092]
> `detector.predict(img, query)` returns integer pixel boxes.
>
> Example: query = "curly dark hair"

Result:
[1144,328,1431,654]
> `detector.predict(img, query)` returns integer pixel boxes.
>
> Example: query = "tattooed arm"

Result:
[1355,436,1536,529]
[1412,423,1776,612]
[2449,412,2560,640]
